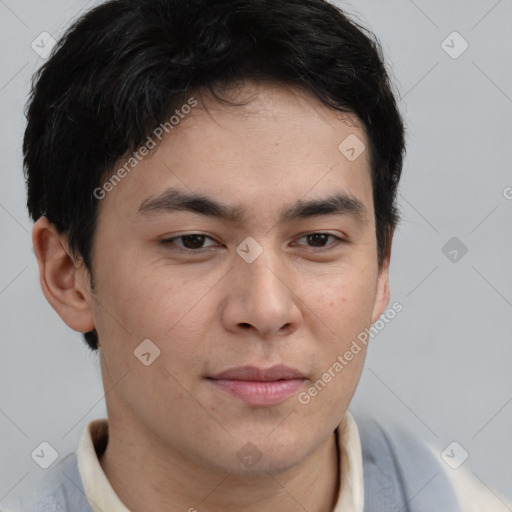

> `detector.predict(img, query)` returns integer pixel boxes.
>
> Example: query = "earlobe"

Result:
[371,260,390,324]
[32,216,96,333]
[371,232,393,324]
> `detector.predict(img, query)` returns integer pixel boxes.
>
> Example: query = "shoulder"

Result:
[7,452,93,512]
[353,413,512,512]
[353,413,460,511]
[424,442,512,512]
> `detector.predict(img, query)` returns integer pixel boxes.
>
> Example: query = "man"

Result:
[13,0,511,510]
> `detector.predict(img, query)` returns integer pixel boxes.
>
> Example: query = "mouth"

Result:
[206,365,307,406]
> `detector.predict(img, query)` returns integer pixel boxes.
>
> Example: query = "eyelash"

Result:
[160,232,345,254]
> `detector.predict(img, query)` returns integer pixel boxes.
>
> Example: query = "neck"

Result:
[99,411,340,512]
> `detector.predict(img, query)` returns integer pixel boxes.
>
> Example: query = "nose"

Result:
[220,243,302,340]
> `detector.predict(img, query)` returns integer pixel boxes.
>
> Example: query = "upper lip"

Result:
[209,365,306,381]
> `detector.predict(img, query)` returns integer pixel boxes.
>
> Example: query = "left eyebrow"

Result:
[280,194,368,224]
[136,186,368,224]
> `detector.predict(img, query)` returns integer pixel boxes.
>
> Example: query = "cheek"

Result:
[306,268,377,335]
[93,257,181,338]
[95,265,213,369]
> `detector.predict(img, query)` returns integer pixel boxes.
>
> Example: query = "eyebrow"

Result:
[136,186,368,224]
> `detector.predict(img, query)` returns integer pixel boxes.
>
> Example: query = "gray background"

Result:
[1,0,511,507]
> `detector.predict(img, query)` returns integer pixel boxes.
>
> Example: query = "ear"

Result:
[32,216,96,333]
[370,229,393,324]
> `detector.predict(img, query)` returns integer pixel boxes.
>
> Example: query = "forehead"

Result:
[96,81,373,225]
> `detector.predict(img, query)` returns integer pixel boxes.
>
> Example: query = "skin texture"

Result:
[32,80,392,512]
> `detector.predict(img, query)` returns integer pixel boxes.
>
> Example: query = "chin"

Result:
[206,434,317,476]
[220,453,306,477]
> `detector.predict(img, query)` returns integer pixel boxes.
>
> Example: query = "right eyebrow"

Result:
[137,187,245,222]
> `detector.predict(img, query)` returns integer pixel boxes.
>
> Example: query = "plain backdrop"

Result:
[1,0,511,507]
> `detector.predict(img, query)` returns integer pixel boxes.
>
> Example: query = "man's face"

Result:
[84,81,390,473]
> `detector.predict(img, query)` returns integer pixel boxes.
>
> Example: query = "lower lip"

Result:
[208,378,305,406]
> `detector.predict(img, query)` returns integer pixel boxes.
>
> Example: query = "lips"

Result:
[209,364,306,381]
[207,365,307,406]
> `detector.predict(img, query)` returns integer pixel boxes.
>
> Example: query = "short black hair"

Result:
[23,0,406,351]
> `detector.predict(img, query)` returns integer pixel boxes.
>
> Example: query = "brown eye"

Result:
[296,233,343,249]
[178,234,207,249]
[161,234,218,251]
[306,233,329,247]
